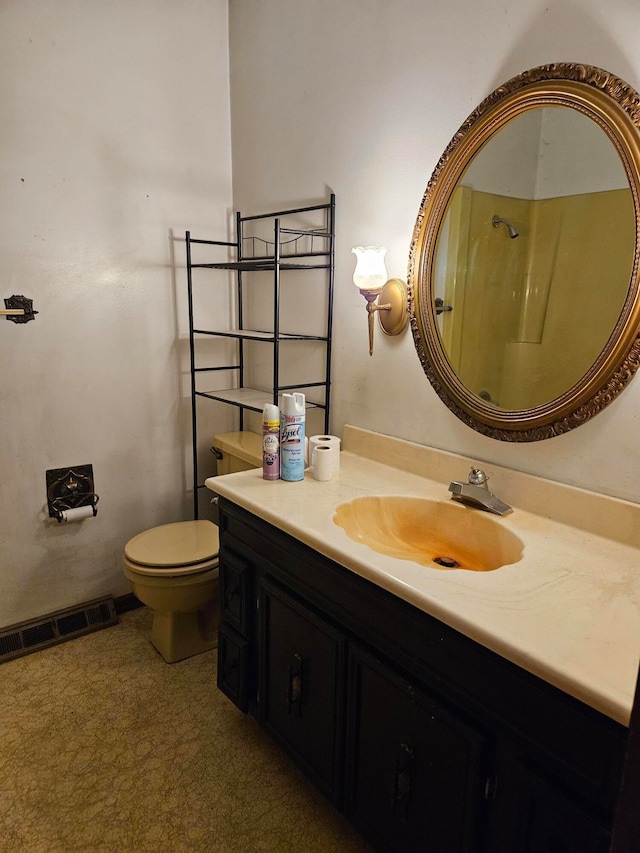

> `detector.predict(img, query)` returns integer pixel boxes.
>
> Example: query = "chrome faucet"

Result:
[448,467,513,516]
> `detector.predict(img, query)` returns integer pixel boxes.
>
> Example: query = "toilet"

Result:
[212,430,262,474]
[122,431,262,663]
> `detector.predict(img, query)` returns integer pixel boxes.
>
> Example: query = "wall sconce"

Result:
[351,246,408,356]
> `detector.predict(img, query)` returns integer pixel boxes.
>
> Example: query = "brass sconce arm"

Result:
[363,281,408,356]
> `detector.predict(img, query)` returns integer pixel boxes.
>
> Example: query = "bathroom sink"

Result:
[333,496,523,572]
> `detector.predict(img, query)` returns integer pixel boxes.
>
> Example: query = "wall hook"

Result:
[435,297,453,315]
[3,295,38,323]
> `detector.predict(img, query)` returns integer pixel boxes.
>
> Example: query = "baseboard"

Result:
[114,592,143,615]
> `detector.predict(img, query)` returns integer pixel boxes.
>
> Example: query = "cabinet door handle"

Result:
[225,587,238,604]
[287,652,304,717]
[391,742,414,820]
[223,656,238,676]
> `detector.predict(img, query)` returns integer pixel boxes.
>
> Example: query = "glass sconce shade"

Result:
[351,245,408,356]
[351,246,388,295]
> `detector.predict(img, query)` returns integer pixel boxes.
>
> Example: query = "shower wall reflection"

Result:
[434,108,635,410]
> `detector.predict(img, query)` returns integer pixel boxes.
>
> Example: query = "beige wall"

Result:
[229,0,640,501]
[0,0,232,626]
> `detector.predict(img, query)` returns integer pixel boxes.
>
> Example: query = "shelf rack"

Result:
[186,194,335,517]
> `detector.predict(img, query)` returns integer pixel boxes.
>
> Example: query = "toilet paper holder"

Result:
[46,464,99,523]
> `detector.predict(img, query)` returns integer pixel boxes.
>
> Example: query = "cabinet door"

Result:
[345,644,489,853]
[259,578,347,802]
[507,763,611,853]
[219,548,250,636]
[217,622,250,712]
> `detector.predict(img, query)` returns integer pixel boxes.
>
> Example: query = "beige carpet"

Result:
[0,607,373,853]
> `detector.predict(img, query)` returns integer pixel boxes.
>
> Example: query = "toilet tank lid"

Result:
[212,430,262,466]
[124,520,219,567]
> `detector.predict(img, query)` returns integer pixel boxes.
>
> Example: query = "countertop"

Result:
[206,426,640,726]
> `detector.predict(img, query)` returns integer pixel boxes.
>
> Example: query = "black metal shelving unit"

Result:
[186,194,335,518]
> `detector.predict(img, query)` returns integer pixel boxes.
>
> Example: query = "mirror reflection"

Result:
[435,106,635,410]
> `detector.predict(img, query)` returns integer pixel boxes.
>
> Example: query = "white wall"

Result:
[229,0,640,503]
[4,0,640,630]
[0,0,232,626]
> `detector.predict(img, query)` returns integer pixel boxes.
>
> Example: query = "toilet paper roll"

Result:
[312,445,333,481]
[60,505,94,523]
[309,435,341,473]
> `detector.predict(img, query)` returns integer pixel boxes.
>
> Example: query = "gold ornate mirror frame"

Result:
[409,63,640,441]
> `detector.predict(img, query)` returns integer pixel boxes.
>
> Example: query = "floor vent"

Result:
[0,597,118,664]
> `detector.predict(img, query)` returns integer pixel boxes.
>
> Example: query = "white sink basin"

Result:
[333,495,524,572]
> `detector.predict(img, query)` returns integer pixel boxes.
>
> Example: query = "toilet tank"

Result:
[212,431,262,474]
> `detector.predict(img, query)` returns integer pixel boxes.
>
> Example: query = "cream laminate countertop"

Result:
[205,426,640,726]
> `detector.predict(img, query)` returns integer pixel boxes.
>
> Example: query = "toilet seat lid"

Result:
[124,520,219,568]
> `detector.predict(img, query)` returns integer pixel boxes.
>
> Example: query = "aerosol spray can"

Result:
[280,393,305,481]
[262,403,280,480]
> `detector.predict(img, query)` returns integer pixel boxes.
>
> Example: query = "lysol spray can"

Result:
[262,403,280,480]
[280,393,305,481]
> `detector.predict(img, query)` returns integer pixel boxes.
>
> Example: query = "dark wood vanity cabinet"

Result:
[344,644,488,852]
[486,738,614,853]
[258,578,346,801]
[217,547,253,712]
[216,498,628,853]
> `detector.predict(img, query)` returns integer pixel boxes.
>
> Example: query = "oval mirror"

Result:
[409,63,640,441]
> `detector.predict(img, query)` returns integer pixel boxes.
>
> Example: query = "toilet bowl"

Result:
[123,520,220,663]
[123,431,262,663]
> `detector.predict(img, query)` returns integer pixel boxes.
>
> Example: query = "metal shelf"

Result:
[193,328,328,342]
[186,194,335,518]
[190,257,331,272]
[195,386,325,412]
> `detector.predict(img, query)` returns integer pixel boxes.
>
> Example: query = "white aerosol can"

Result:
[280,392,305,481]
[262,403,280,480]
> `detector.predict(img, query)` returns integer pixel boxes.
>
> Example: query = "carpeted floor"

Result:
[0,607,373,853]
